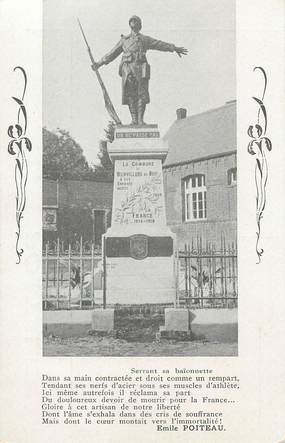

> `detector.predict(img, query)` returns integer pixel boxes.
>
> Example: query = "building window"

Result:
[228,168,237,185]
[183,174,207,221]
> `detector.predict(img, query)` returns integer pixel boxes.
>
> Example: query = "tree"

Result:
[43,128,93,180]
[92,121,115,180]
[104,120,115,143]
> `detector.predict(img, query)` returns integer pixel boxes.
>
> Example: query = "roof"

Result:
[163,101,236,167]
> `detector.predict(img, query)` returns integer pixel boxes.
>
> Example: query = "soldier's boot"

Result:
[137,99,146,125]
[128,100,138,125]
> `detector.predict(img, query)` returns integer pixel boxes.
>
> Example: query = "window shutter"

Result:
[227,169,231,185]
[181,180,185,222]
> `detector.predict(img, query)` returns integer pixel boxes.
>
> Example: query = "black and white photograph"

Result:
[42,0,237,357]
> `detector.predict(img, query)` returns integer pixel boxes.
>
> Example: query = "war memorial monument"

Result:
[81,15,189,332]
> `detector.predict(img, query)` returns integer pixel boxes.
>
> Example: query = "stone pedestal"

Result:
[159,308,192,340]
[163,308,191,331]
[91,309,114,331]
[104,124,177,305]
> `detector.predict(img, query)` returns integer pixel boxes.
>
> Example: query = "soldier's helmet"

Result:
[129,15,142,30]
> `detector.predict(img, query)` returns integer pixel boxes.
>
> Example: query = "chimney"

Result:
[176,108,187,120]
[225,99,236,105]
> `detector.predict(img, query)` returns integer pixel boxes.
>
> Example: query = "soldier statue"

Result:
[92,15,188,126]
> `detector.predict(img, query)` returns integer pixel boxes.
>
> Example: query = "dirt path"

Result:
[43,336,237,357]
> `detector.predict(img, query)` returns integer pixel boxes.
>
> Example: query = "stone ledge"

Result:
[116,124,158,129]
[191,308,238,325]
[43,309,92,324]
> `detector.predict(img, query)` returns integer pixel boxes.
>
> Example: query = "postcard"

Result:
[0,1,284,442]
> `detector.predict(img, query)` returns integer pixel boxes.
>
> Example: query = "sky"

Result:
[43,0,235,164]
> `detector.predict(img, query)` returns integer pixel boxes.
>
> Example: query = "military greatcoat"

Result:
[98,32,176,105]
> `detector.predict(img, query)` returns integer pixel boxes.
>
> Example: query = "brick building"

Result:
[43,179,113,246]
[163,100,237,248]
[43,101,236,249]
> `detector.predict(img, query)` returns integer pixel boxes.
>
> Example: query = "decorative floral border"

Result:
[247,66,272,264]
[8,66,32,264]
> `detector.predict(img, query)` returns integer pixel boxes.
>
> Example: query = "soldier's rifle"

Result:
[77,19,122,125]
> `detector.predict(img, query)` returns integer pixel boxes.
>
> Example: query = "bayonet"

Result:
[77,19,121,125]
